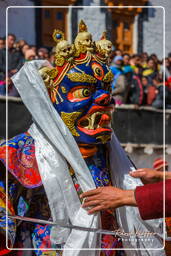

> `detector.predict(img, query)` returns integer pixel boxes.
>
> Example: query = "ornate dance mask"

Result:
[39,20,114,145]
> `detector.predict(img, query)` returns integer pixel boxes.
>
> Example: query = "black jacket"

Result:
[0,48,23,80]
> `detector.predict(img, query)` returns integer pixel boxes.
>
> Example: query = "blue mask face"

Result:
[52,61,114,145]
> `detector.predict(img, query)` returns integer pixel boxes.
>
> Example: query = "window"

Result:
[123,45,130,52]
[56,12,63,20]
[44,10,50,18]
[113,20,118,28]
[124,22,130,30]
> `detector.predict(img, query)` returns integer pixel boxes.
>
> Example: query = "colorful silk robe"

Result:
[0,133,125,256]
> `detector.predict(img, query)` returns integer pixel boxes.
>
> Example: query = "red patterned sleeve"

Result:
[135,179,171,220]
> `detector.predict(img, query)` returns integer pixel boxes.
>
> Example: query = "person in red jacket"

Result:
[81,168,171,220]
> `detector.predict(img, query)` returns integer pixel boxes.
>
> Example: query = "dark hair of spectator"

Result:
[147,57,155,63]
[141,52,148,56]
[150,53,157,58]
[50,51,55,56]
[30,45,36,48]
[152,74,163,83]
[142,76,148,81]
[123,53,130,57]
[7,33,16,40]
[147,57,158,71]
[168,52,171,58]
[115,48,122,52]
[131,54,141,59]
[115,49,123,55]
[21,44,30,49]
[150,53,160,63]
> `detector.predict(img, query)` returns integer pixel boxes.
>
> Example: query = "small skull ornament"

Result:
[75,32,94,53]
[96,39,113,58]
[38,67,57,88]
[55,40,75,66]
[56,40,74,58]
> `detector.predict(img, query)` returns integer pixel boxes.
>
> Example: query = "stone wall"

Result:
[72,0,107,41]
[142,0,171,58]
[128,149,171,170]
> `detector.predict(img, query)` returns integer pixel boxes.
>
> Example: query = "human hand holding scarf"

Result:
[80,186,137,214]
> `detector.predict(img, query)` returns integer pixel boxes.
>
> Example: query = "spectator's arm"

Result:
[15,52,24,72]
[81,180,171,220]
[135,179,171,220]
[81,186,136,214]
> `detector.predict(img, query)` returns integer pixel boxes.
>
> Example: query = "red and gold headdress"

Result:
[39,20,113,93]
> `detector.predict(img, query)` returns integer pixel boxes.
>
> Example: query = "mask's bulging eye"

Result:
[68,87,92,102]
[82,88,91,97]
[73,88,91,98]
[95,68,101,76]
[92,63,104,80]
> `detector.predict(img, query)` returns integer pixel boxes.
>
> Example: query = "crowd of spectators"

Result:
[0,34,171,109]
[110,49,171,109]
[0,34,56,97]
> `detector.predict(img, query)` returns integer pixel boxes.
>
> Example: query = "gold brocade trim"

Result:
[103,70,114,83]
[52,29,64,43]
[79,20,87,32]
[53,63,71,86]
[92,54,107,65]
[74,45,87,56]
[61,86,67,93]
[42,251,57,256]
[38,67,58,89]
[61,111,81,136]
[97,135,111,144]
[48,68,58,79]
[39,67,58,80]
[67,72,97,84]
[74,52,92,65]
[50,87,63,104]
[55,55,65,66]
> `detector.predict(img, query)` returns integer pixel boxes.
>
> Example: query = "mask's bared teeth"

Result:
[87,116,94,129]
[90,112,97,130]
[88,125,94,129]
[79,111,111,130]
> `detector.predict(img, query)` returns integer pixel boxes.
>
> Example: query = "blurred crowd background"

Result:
[0,33,171,109]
